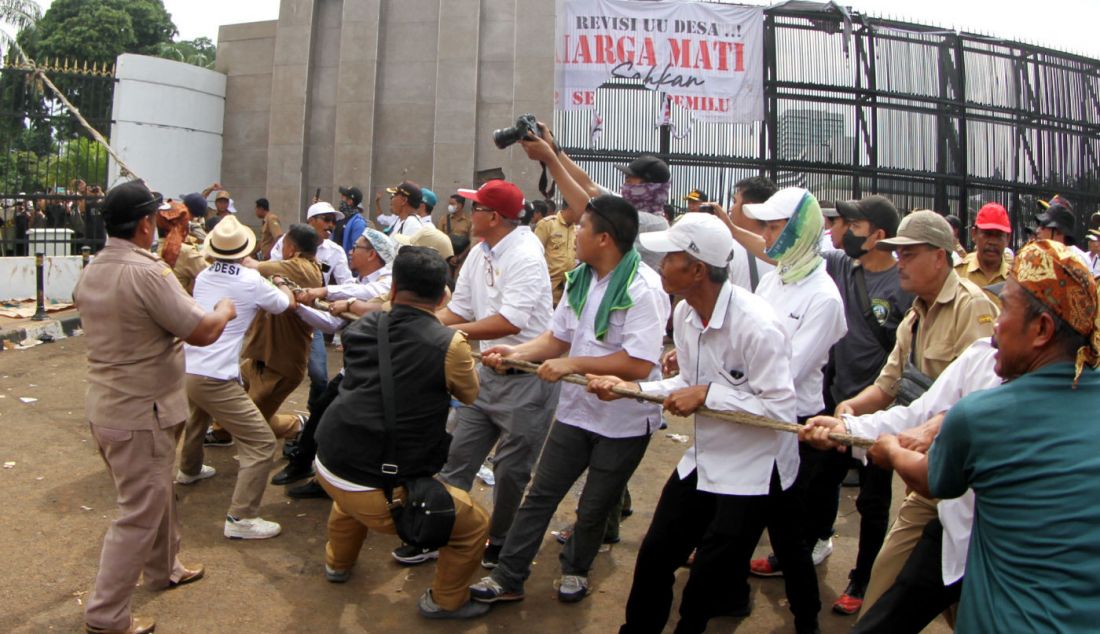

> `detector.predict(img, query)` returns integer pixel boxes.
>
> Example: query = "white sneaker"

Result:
[224,515,282,540]
[476,464,495,486]
[176,465,216,485]
[812,537,834,566]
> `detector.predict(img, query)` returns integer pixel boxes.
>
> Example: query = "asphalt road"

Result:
[0,338,950,633]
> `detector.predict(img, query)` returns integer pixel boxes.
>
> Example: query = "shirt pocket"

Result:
[602,310,628,347]
[93,426,133,444]
[920,342,956,376]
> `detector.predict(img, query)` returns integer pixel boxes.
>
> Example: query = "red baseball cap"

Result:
[457,180,524,219]
[974,203,1011,233]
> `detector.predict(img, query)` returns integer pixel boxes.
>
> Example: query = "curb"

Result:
[0,312,83,348]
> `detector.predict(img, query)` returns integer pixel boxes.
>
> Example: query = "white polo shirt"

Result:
[641,282,799,496]
[185,261,290,380]
[447,226,552,351]
[844,337,1000,585]
[551,262,670,438]
[754,262,846,417]
[392,214,425,237]
[327,265,392,302]
[270,236,354,286]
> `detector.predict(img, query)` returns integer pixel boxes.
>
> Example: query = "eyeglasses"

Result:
[351,245,372,252]
[472,205,496,214]
[485,257,495,287]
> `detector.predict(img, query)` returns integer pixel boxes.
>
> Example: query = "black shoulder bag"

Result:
[894,318,934,407]
[377,312,456,550]
[852,265,896,352]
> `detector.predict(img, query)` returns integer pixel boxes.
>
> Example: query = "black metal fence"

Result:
[0,59,115,257]
[554,2,1100,248]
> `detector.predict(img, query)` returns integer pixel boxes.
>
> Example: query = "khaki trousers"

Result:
[317,473,489,611]
[240,358,304,439]
[181,374,277,518]
[860,492,940,616]
[85,422,190,630]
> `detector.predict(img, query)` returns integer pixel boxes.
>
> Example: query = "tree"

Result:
[20,0,176,68]
[156,36,216,70]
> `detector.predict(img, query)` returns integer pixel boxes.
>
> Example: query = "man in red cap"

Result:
[955,202,1013,304]
[390,179,558,570]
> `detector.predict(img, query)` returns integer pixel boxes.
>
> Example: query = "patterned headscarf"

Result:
[156,201,191,267]
[620,181,671,218]
[764,190,824,284]
[1012,240,1100,385]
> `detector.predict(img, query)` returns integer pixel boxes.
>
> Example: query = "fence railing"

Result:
[555,2,1100,249]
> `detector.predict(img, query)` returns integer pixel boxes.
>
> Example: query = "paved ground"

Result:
[0,338,950,633]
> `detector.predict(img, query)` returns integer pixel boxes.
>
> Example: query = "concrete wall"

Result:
[215,0,557,229]
[108,54,227,199]
[0,256,83,302]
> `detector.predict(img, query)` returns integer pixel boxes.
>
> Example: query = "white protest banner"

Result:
[555,0,764,123]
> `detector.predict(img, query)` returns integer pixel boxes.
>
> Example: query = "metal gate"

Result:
[554,2,1100,248]
[0,58,115,256]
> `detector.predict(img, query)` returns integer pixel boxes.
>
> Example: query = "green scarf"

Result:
[564,248,640,340]
[764,190,824,284]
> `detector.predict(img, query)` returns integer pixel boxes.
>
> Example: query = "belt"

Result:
[501,368,526,376]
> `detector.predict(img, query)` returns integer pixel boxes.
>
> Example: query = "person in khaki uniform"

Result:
[155,200,207,295]
[239,223,324,437]
[533,200,579,306]
[835,210,998,617]
[74,180,236,634]
[255,197,283,260]
[955,202,1012,305]
[179,216,299,541]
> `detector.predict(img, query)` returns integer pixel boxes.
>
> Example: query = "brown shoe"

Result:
[85,616,156,634]
[168,564,204,588]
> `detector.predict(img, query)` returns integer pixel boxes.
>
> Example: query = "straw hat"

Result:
[203,215,256,260]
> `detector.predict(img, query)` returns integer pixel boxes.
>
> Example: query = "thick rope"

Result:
[280,279,874,449]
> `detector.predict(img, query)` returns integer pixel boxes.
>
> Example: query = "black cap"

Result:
[836,195,900,238]
[387,181,422,209]
[339,186,363,206]
[103,181,162,228]
[614,155,670,184]
[1037,206,1077,244]
[683,188,707,202]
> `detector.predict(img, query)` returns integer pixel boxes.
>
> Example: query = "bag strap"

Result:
[747,250,760,291]
[853,265,894,351]
[377,312,399,503]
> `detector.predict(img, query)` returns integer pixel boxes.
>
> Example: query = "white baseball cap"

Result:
[306,201,345,222]
[638,212,734,267]
[743,187,813,222]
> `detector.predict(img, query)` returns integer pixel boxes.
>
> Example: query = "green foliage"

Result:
[156,36,216,70]
[22,0,177,67]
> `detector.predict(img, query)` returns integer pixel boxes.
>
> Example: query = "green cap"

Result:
[876,209,954,252]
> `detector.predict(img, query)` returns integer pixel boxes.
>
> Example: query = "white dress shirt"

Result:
[447,226,552,351]
[550,263,670,438]
[1088,250,1100,277]
[296,267,393,334]
[185,261,290,380]
[392,214,425,237]
[641,282,799,495]
[844,337,1000,584]
[270,236,354,286]
[727,239,775,292]
[754,262,847,417]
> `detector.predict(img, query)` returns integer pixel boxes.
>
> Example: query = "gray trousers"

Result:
[439,367,558,544]
[492,420,651,592]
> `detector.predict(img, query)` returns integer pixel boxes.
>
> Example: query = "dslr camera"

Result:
[493,113,541,149]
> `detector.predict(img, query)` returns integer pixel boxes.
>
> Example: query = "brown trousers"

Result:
[860,492,941,616]
[240,358,304,438]
[85,422,190,630]
[181,375,277,519]
[317,473,490,611]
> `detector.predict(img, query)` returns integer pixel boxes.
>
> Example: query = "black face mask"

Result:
[842,229,869,259]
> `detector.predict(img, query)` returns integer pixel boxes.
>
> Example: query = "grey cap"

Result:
[875,210,955,252]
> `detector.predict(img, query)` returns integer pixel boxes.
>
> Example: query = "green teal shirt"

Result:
[929,363,1100,633]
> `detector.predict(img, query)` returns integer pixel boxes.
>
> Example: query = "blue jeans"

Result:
[308,329,327,389]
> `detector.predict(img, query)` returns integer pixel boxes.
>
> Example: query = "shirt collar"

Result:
[483,226,525,259]
[363,264,391,283]
[915,269,961,317]
[965,252,1010,279]
[685,281,733,331]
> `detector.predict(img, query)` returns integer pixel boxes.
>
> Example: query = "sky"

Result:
[33,0,1100,60]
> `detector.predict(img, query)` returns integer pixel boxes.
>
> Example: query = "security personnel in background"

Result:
[74,180,236,634]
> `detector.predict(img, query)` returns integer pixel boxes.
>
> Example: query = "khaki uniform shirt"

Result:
[534,214,577,306]
[73,237,206,429]
[436,212,472,240]
[874,270,998,398]
[955,251,1011,307]
[241,256,323,379]
[259,213,284,260]
[157,241,208,295]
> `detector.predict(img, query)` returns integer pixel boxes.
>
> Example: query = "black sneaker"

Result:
[393,543,439,565]
[204,429,233,447]
[282,415,307,458]
[481,543,503,569]
[271,460,314,486]
[286,479,329,499]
